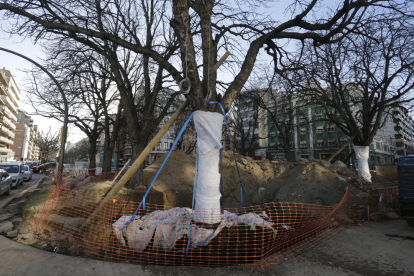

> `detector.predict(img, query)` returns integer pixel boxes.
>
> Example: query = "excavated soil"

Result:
[142,150,358,208]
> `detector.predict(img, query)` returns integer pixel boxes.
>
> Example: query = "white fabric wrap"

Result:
[193,110,224,224]
[354,145,372,183]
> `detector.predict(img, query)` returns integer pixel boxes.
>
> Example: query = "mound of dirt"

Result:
[143,150,279,207]
[143,150,358,208]
[239,161,358,208]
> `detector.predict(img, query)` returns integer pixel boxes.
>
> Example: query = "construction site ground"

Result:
[0,219,412,276]
[0,152,409,274]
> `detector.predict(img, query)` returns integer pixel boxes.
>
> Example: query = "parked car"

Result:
[43,162,57,169]
[25,161,39,169]
[0,162,25,188]
[32,164,44,173]
[0,169,12,196]
[23,165,32,181]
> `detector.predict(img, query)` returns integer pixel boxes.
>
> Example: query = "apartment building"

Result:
[0,68,19,161]
[392,105,414,157]
[264,87,400,168]
[11,109,40,161]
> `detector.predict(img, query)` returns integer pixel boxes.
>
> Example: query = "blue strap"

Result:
[208,101,246,210]
[124,112,194,229]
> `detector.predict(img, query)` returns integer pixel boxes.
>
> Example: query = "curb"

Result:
[0,177,44,209]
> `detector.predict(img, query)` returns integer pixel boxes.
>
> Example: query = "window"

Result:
[327,125,335,132]
[300,128,306,135]
[270,131,276,137]
[300,141,307,148]
[170,143,173,149]
[299,116,306,123]
[316,140,324,147]
[316,126,323,134]
[314,113,323,120]
[277,110,282,115]
[328,140,336,146]
[164,142,168,150]
[157,142,161,150]
[370,155,375,162]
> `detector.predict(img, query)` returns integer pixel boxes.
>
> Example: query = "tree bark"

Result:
[88,139,97,169]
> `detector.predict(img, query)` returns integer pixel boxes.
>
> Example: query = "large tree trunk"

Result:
[125,143,145,189]
[193,111,224,224]
[88,140,97,169]
[102,104,123,173]
[354,145,372,183]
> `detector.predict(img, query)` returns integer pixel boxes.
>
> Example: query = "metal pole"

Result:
[0,47,68,179]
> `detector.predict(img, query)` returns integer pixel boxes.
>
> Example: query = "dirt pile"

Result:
[143,150,278,207]
[237,160,358,208]
[143,150,358,208]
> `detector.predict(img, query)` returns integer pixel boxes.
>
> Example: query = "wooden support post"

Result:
[79,52,230,230]
[327,134,356,163]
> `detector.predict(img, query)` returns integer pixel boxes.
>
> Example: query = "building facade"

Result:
[0,69,20,161]
[11,110,40,161]
[265,90,399,169]
[392,105,414,157]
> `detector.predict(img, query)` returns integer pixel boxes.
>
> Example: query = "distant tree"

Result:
[296,17,414,181]
[34,128,60,162]
[65,139,90,163]
[232,91,263,157]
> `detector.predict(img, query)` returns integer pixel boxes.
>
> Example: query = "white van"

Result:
[0,162,25,188]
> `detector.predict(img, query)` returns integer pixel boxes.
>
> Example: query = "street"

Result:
[0,173,44,207]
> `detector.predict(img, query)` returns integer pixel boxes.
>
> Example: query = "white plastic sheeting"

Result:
[354,145,372,183]
[193,111,224,224]
[112,208,276,252]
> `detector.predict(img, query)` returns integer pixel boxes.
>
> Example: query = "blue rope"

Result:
[208,101,246,210]
[124,112,194,229]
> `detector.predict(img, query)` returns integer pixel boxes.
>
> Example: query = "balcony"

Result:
[0,147,13,154]
[0,135,13,146]
[1,105,17,122]
[0,126,15,138]
[2,116,16,130]
[0,83,7,94]
[0,95,17,114]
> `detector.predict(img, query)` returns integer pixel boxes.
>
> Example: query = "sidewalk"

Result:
[0,220,413,276]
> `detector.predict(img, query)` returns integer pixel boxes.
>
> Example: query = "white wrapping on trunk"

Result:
[354,145,372,183]
[193,111,224,224]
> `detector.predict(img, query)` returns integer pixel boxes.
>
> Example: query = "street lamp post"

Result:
[0,47,68,179]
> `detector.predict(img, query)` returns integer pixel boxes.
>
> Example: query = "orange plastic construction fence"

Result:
[32,175,399,268]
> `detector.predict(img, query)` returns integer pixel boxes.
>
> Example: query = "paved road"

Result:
[0,173,44,205]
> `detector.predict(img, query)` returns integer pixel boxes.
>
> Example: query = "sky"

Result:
[0,33,86,144]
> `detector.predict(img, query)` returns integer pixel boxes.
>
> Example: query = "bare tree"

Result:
[34,127,60,162]
[232,91,263,157]
[296,16,414,181]
[26,50,114,169]
[65,139,90,163]
[1,0,410,187]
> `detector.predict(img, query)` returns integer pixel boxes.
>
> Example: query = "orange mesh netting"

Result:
[31,174,399,268]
